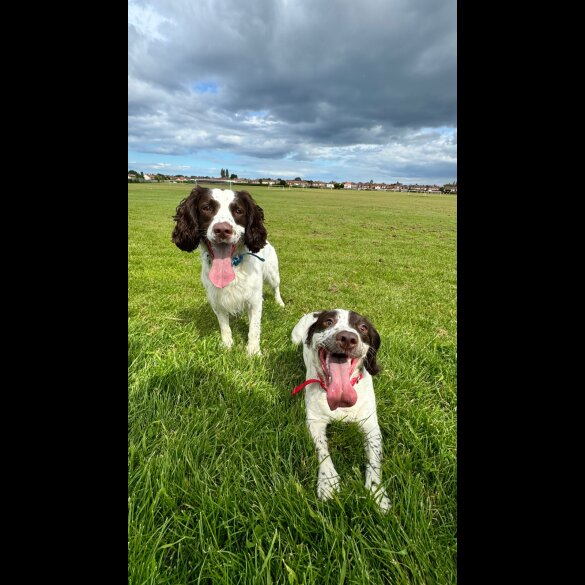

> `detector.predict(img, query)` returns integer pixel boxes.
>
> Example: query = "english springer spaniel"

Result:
[291,309,390,511]
[172,186,284,355]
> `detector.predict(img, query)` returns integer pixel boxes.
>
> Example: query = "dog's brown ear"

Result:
[363,323,381,375]
[171,186,205,251]
[238,190,267,253]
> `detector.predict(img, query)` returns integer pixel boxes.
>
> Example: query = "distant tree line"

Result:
[220,168,238,179]
[128,170,143,183]
[128,170,194,183]
[128,169,457,192]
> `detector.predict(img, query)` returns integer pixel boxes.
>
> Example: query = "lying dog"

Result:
[172,186,284,355]
[292,309,390,511]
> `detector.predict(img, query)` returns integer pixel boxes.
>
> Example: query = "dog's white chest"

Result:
[201,254,263,314]
[304,376,376,422]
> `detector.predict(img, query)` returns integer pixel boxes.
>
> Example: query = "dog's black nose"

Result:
[335,331,358,351]
[213,222,233,238]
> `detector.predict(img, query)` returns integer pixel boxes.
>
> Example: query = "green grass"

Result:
[128,183,457,584]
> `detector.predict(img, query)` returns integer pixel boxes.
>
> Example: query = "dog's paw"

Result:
[273,290,285,307]
[317,474,340,500]
[246,343,261,356]
[369,485,391,513]
[221,335,233,349]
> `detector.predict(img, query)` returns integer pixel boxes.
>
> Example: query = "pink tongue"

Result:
[208,244,235,288]
[326,358,358,411]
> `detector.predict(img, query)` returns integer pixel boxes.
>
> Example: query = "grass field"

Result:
[128,183,457,584]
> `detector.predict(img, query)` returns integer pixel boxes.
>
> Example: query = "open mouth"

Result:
[318,347,361,411]
[206,241,238,288]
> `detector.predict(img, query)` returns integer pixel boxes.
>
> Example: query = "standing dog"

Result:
[291,309,390,511]
[172,186,284,355]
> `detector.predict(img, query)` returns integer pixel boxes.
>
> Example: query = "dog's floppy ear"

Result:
[171,186,204,252]
[363,322,381,376]
[239,190,267,253]
[291,312,320,345]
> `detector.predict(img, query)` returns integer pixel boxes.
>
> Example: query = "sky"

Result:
[128,0,456,185]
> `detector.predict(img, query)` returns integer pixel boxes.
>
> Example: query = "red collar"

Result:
[291,372,364,396]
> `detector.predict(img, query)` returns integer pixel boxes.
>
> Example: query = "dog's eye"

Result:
[233,208,243,215]
[358,324,368,333]
[201,204,212,212]
[323,319,333,327]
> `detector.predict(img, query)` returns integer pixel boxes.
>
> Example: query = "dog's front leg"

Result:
[361,417,391,512]
[246,298,262,355]
[307,418,340,500]
[214,309,233,349]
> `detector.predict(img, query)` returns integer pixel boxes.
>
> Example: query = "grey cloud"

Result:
[128,0,456,182]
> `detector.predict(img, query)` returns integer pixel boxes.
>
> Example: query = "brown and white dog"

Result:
[292,309,390,511]
[172,186,284,355]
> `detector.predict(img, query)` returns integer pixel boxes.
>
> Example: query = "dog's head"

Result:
[291,309,381,410]
[171,186,267,253]
[171,186,268,288]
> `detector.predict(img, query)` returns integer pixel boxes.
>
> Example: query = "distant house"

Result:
[286,180,310,188]
[143,174,154,181]
[443,183,457,193]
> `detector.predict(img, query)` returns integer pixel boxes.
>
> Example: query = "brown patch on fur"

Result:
[348,311,381,375]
